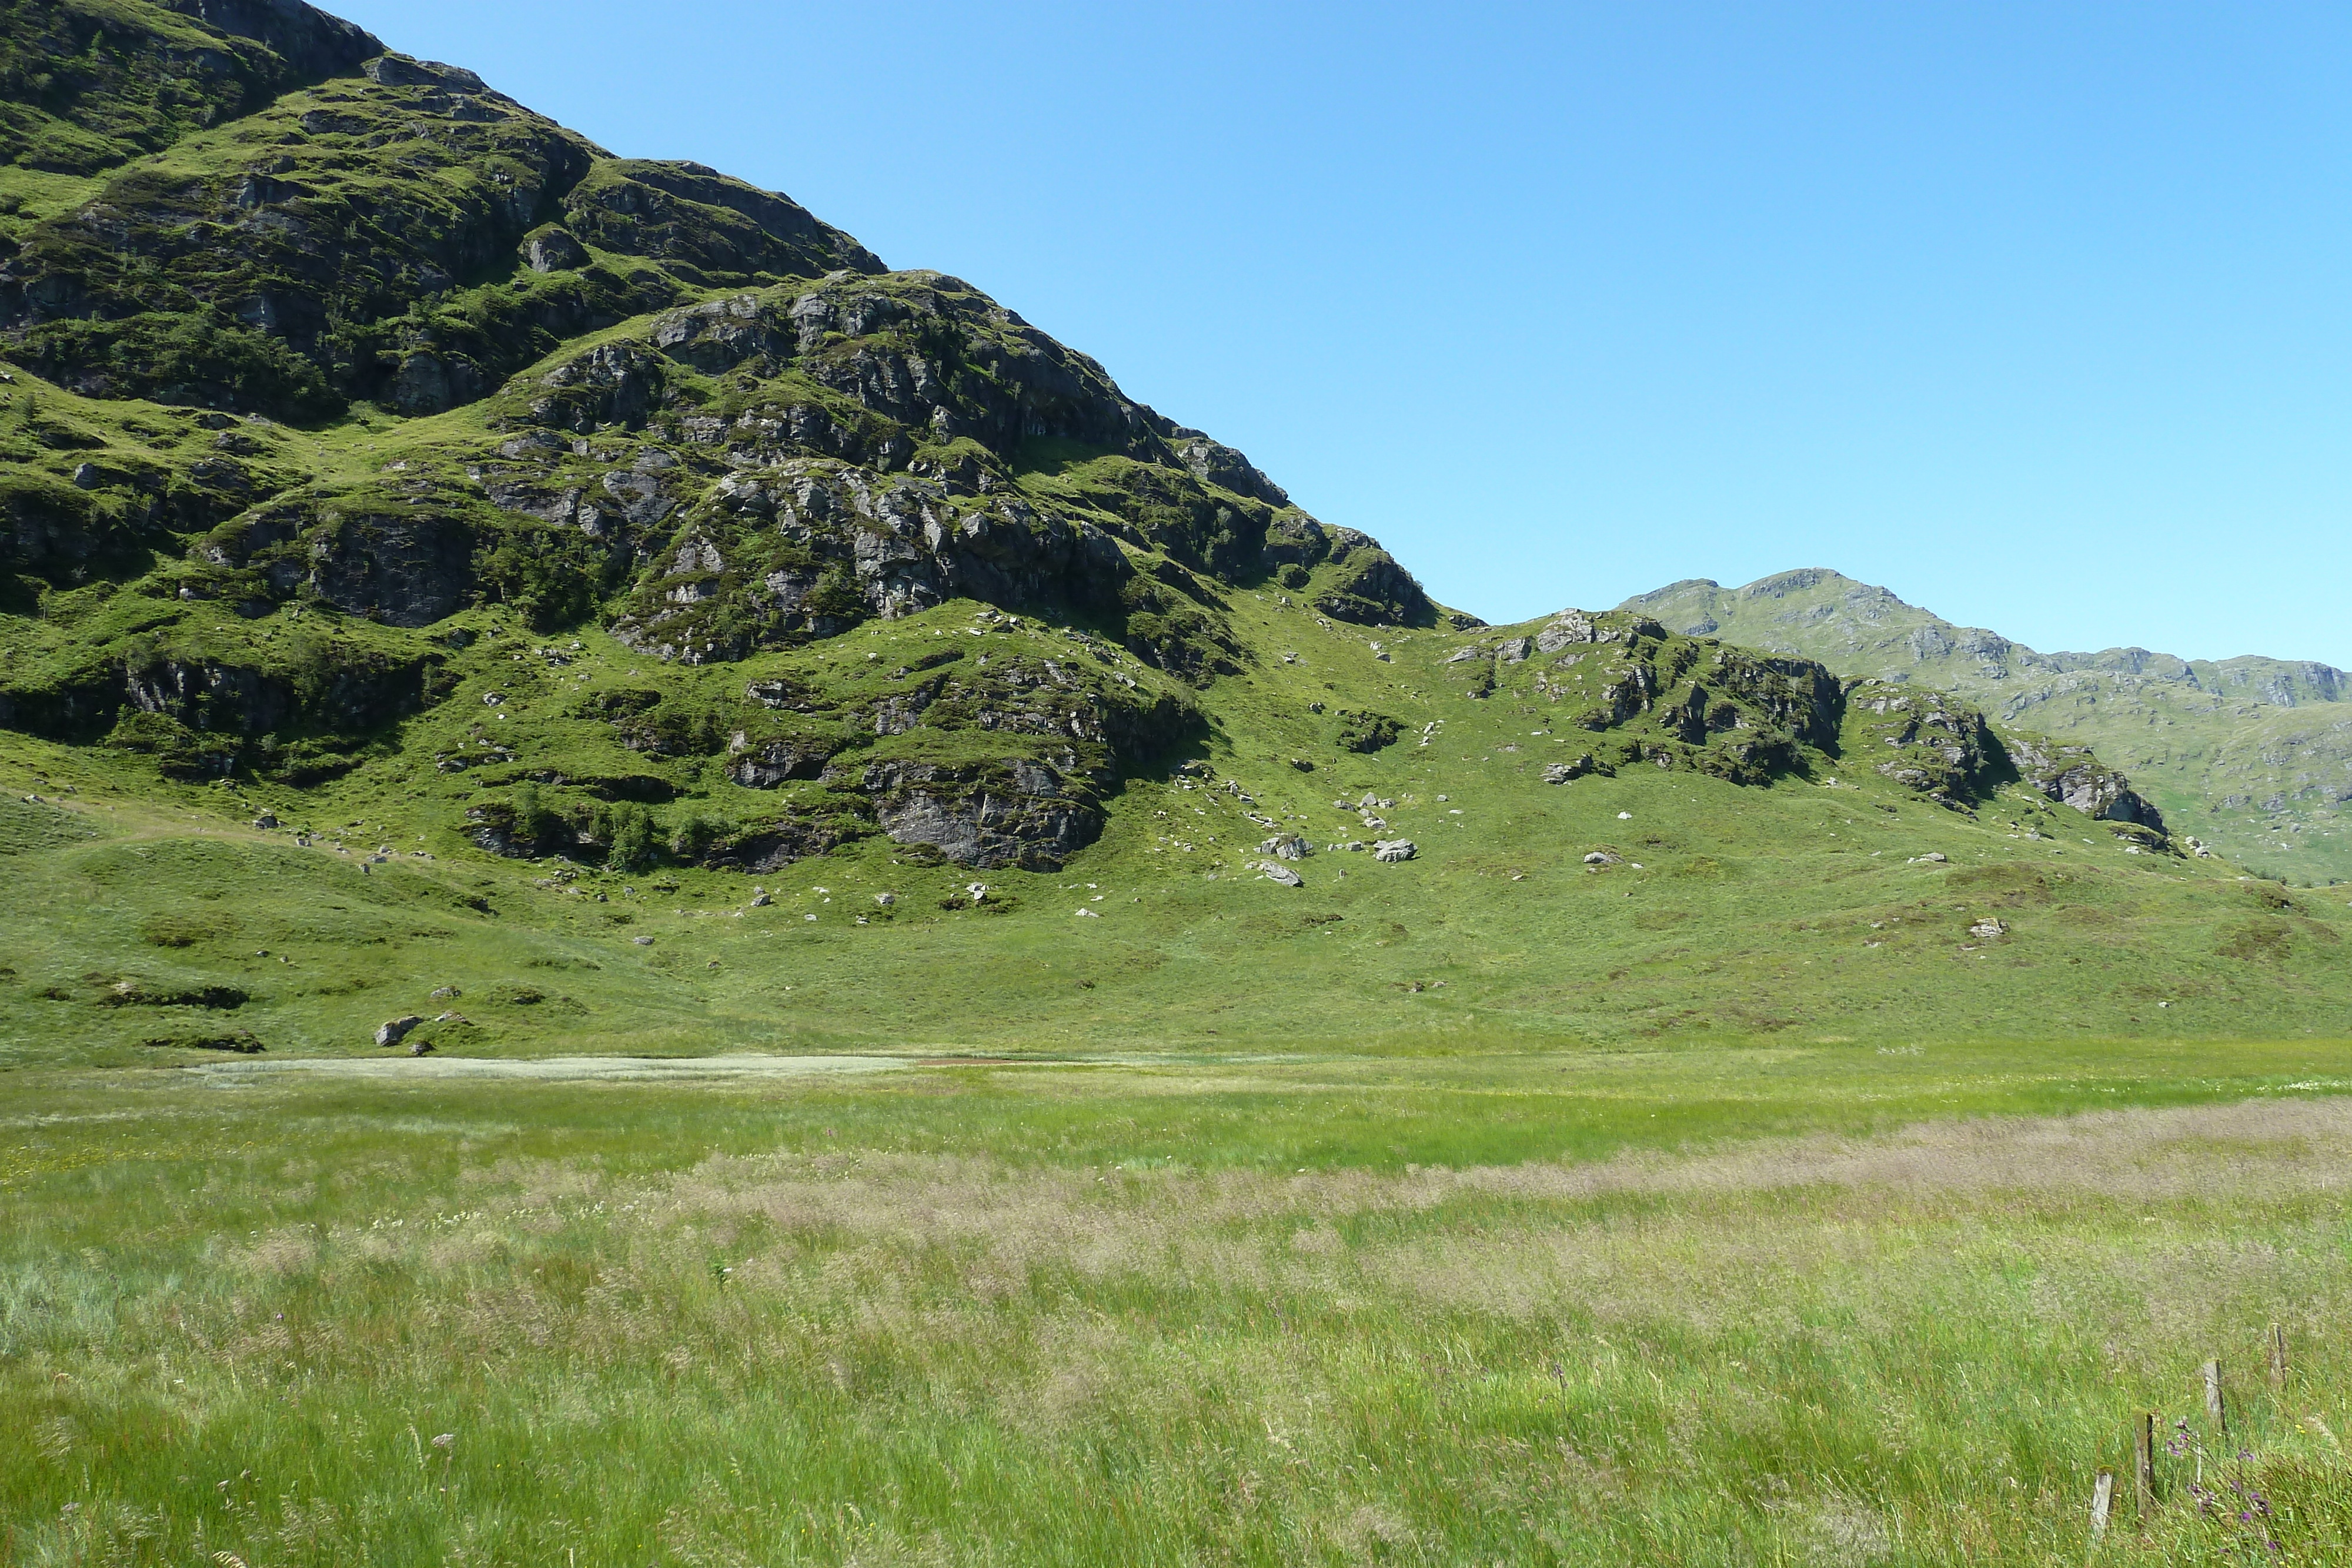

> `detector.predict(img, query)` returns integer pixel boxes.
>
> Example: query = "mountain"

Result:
[2,0,2347,1064]
[1621,571,2352,887]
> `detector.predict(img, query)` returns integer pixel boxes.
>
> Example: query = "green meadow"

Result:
[6,1045,2352,1566]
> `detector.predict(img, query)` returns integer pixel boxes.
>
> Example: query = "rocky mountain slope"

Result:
[2,0,2345,1061]
[1625,571,2352,886]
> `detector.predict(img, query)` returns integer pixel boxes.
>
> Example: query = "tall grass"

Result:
[5,1066,2350,1564]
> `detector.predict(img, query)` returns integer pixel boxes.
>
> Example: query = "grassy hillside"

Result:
[6,556,2351,1066]
[1625,571,2352,887]
[5,5,2352,1564]
[0,1,2347,1060]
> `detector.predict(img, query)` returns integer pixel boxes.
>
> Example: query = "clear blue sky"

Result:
[335,1,2352,668]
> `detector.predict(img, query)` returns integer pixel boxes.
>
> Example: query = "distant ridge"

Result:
[1622,571,2352,883]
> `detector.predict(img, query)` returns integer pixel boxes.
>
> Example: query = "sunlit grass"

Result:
[4,1054,2349,1564]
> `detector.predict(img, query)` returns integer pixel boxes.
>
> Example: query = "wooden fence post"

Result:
[2270,1325,2288,1389]
[2091,1467,2116,1537]
[2204,1359,2227,1435]
[2134,1412,2157,1517]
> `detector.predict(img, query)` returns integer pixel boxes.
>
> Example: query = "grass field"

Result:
[6,1044,2351,1566]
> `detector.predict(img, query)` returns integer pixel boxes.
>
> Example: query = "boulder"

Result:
[1259,834,1310,861]
[375,1014,423,1048]
[1372,839,1417,863]
[1258,861,1305,887]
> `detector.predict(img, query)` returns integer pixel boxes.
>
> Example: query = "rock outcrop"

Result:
[2003,732,2167,830]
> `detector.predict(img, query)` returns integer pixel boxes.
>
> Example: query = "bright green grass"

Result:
[4,1053,2350,1564]
[6,625,2350,1070]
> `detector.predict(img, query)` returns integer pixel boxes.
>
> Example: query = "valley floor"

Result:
[5,1044,2351,1566]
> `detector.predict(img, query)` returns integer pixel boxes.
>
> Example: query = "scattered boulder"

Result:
[874,892,896,907]
[430,986,462,999]
[1583,851,1621,866]
[1257,861,1305,887]
[633,935,655,946]
[1373,839,1417,863]
[408,1038,436,1057]
[1259,834,1311,861]
[1544,755,1599,785]
[376,1014,424,1048]
[1967,918,2008,941]
[1909,852,1948,865]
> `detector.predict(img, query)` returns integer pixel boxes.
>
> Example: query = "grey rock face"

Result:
[169,0,385,81]
[853,756,1103,871]
[1536,611,1599,653]
[529,342,667,432]
[727,738,833,789]
[1372,839,1417,863]
[877,790,1100,872]
[2003,733,2167,830]
[1259,834,1311,861]
[376,1014,423,1048]
[703,817,856,873]
[303,507,475,627]
[613,458,1132,661]
[523,226,590,272]
[560,159,884,285]
[1172,430,1291,508]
